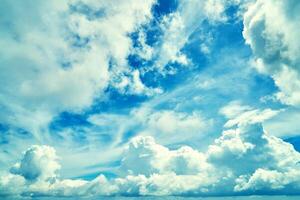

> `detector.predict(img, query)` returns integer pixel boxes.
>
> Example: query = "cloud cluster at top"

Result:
[1,104,300,197]
[0,0,240,138]
[0,0,157,133]
[0,0,240,134]
[243,0,300,106]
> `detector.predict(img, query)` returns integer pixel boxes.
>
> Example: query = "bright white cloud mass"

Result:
[1,0,300,198]
[2,114,300,196]
[243,0,300,106]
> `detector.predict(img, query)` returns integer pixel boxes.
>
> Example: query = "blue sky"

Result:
[1,0,300,197]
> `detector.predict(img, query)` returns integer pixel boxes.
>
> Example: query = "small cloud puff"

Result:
[10,145,60,182]
[219,101,281,128]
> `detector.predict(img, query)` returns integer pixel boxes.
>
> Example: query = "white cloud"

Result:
[220,101,281,128]
[10,145,60,182]
[0,0,157,134]
[88,107,211,146]
[149,0,235,74]
[264,108,300,138]
[113,70,163,96]
[219,101,253,119]
[2,106,300,197]
[149,111,202,134]
[120,135,211,177]
[119,136,170,176]
[137,109,208,143]
[224,108,280,128]
[243,0,300,106]
[234,168,300,192]
[0,173,25,196]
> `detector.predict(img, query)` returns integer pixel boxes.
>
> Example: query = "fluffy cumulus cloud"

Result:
[10,145,60,182]
[2,105,300,197]
[243,0,300,106]
[0,0,157,133]
[120,135,211,177]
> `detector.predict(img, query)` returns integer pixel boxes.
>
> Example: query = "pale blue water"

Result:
[3,196,300,200]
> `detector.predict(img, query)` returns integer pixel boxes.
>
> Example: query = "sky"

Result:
[1,0,300,198]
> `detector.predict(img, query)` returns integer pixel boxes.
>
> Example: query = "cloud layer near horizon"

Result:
[1,107,300,197]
